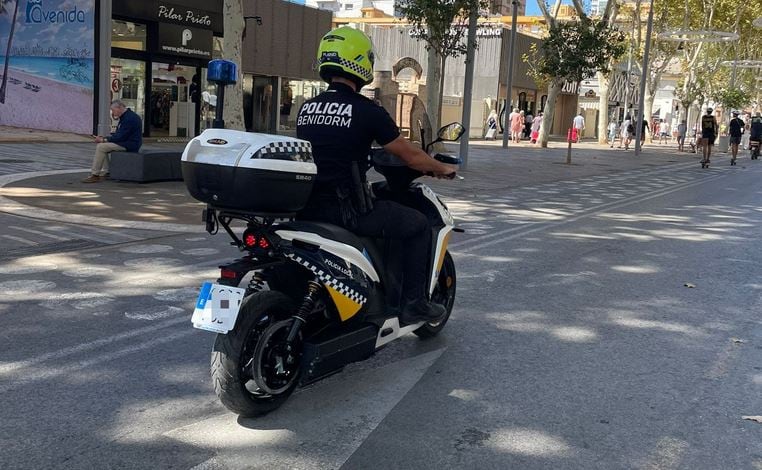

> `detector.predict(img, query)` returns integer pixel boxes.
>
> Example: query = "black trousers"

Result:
[300,198,431,300]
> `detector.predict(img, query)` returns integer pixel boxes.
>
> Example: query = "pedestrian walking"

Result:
[524,111,533,139]
[659,121,670,144]
[572,110,585,142]
[677,120,687,152]
[485,109,498,140]
[510,108,523,143]
[621,114,634,150]
[640,115,649,145]
[741,113,751,155]
[607,120,618,148]
[530,112,543,144]
[82,100,143,183]
[728,111,744,165]
[700,108,718,167]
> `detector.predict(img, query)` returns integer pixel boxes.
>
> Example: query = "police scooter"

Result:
[182,61,463,417]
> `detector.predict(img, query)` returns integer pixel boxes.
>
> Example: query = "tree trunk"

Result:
[221,0,245,131]
[0,0,20,104]
[538,80,561,148]
[437,54,446,131]
[426,47,442,131]
[596,71,612,145]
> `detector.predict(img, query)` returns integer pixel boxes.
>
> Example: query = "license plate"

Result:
[191,282,246,334]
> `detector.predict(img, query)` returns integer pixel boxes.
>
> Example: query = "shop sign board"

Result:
[156,23,213,59]
[0,0,95,134]
[114,1,223,35]
[157,2,214,30]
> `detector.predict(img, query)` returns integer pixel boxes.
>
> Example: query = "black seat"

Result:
[277,221,366,252]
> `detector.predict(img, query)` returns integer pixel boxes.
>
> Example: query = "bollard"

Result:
[566,128,573,164]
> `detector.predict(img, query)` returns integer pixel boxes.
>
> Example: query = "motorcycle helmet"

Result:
[317,26,375,89]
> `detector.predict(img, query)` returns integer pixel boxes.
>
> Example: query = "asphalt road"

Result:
[2,156,762,469]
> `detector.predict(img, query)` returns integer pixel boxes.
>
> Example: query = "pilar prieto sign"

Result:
[155,3,215,59]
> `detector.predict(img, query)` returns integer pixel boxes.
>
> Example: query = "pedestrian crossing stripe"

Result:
[286,253,366,321]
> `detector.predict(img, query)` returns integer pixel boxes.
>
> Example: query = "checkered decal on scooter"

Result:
[287,254,367,305]
[252,141,313,162]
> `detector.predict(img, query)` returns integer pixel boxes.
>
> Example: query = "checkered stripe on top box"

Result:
[253,141,313,161]
[287,254,367,304]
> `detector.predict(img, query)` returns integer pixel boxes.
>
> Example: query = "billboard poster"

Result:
[0,0,95,134]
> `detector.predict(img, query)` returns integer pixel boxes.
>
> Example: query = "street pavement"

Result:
[1,139,761,469]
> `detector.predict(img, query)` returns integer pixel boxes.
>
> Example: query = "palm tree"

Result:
[0,0,20,104]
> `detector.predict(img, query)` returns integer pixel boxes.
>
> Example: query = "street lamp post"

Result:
[97,0,113,136]
[634,0,656,156]
[502,0,518,149]
[459,7,479,169]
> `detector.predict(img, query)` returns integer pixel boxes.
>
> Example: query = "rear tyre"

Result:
[415,251,456,339]
[211,291,300,417]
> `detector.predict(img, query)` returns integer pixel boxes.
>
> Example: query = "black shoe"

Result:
[400,299,446,324]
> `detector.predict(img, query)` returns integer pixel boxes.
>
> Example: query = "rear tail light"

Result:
[220,268,238,279]
[242,229,271,251]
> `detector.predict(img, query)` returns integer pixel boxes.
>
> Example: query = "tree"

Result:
[395,0,486,130]
[0,0,19,104]
[524,7,625,148]
[221,0,245,130]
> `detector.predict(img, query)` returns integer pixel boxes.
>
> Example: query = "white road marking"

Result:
[167,349,446,470]
[8,225,71,241]
[124,306,185,321]
[0,315,188,377]
[0,329,198,393]
[460,172,729,254]
[2,234,38,246]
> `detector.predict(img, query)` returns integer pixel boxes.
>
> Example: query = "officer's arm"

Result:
[383,136,457,177]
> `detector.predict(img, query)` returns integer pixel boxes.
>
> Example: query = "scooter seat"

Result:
[277,221,366,253]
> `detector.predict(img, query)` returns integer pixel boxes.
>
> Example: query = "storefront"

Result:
[0,0,332,137]
[110,1,224,137]
[241,0,332,136]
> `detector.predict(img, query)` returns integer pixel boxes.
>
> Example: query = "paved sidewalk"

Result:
[0,139,707,230]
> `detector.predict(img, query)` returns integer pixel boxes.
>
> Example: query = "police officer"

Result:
[296,27,458,324]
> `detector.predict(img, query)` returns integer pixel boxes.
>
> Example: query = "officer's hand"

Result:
[435,163,459,179]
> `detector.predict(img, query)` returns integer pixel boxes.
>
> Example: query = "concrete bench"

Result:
[110,150,183,183]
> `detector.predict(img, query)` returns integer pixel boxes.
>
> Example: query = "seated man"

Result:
[83,100,143,183]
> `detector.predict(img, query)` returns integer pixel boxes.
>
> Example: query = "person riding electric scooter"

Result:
[750,112,762,160]
[295,26,458,324]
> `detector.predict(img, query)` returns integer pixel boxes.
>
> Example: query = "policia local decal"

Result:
[297,102,353,128]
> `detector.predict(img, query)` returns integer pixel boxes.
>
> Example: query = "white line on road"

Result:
[0,315,189,377]
[2,234,38,246]
[459,172,730,254]
[9,225,71,241]
[0,329,198,393]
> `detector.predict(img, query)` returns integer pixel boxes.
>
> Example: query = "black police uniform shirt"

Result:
[296,82,399,193]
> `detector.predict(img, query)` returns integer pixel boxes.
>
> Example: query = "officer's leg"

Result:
[354,200,430,299]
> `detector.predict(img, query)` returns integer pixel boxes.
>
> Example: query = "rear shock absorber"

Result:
[247,271,268,293]
[286,279,322,344]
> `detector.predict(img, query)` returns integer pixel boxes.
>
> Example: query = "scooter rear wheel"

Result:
[415,251,456,339]
[211,291,299,417]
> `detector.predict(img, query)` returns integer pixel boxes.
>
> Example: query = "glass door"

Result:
[110,58,146,131]
[150,62,197,137]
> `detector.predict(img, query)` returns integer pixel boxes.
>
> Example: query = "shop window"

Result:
[151,63,198,137]
[110,58,146,129]
[112,20,147,51]
[280,79,328,136]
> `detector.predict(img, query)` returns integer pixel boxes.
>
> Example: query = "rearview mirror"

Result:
[437,122,465,142]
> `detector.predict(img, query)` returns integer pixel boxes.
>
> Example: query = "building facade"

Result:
[0,0,330,138]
